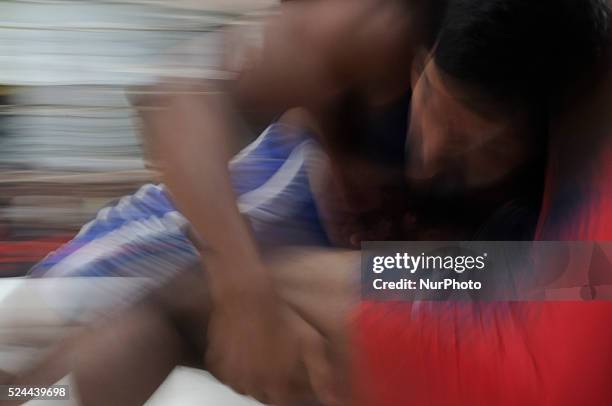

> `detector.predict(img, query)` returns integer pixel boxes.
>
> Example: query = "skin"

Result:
[0,248,358,406]
[407,59,536,189]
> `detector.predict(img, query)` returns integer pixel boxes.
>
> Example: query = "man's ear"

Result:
[411,47,431,89]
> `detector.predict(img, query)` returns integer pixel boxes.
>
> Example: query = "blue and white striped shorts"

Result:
[30,123,330,282]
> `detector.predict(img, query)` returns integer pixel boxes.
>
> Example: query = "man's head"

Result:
[406,0,610,191]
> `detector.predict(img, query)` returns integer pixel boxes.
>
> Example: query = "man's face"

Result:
[406,60,531,195]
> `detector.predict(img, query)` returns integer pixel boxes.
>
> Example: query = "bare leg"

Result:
[1,249,358,406]
[1,270,209,406]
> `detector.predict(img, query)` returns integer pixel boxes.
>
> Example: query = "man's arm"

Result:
[139,85,311,404]
[132,1,416,402]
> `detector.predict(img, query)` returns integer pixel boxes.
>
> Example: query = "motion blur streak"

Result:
[0,1,274,275]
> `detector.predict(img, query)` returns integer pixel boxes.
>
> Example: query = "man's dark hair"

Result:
[433,0,610,103]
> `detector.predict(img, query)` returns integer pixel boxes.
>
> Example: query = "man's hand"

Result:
[206,293,304,404]
[204,257,342,406]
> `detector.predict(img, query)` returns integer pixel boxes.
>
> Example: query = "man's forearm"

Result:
[144,88,270,295]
